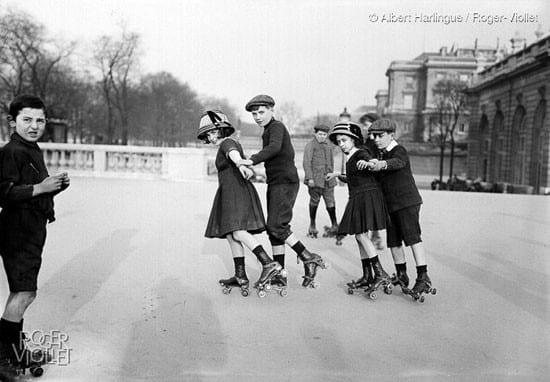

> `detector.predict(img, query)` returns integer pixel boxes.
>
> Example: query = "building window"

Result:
[403,94,413,109]
[458,123,465,133]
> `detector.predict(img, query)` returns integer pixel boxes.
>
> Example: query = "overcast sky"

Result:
[4,0,548,120]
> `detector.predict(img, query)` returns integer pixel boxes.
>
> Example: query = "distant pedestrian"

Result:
[238,95,328,288]
[0,95,70,379]
[302,124,338,238]
[361,118,436,302]
[198,110,283,296]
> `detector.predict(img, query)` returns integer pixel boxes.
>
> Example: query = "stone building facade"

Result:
[466,35,550,194]
[382,44,497,143]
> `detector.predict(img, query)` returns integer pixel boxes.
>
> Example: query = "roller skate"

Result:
[299,250,330,288]
[14,347,51,377]
[363,257,393,300]
[267,272,288,297]
[254,262,285,298]
[390,270,409,292]
[307,224,318,238]
[322,224,338,238]
[219,275,249,297]
[347,262,374,295]
[406,273,436,303]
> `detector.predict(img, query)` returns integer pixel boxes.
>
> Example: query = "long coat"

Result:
[303,138,336,188]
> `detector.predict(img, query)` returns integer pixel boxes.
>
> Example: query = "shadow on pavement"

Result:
[120,277,225,381]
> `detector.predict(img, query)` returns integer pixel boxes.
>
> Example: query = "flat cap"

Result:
[313,124,330,133]
[359,113,380,124]
[245,94,275,111]
[368,118,396,133]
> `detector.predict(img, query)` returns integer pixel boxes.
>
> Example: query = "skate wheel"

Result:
[419,296,426,304]
[384,285,393,295]
[336,241,342,246]
[30,366,44,377]
[264,283,272,291]
[222,287,231,295]
[322,262,331,270]
[310,281,319,289]
[258,290,267,298]
[431,288,437,295]
[280,288,288,297]
[241,289,249,297]
[369,291,378,300]
[347,288,354,295]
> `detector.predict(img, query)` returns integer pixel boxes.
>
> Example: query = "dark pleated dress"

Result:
[205,138,266,238]
[338,148,387,236]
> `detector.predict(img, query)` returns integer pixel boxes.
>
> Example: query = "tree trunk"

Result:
[449,137,456,179]
[439,144,445,183]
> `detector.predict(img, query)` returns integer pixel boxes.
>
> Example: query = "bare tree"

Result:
[432,79,468,182]
[0,8,75,140]
[93,25,140,144]
[277,100,302,134]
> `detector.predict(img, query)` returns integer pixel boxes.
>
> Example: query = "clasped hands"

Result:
[357,159,386,171]
[236,158,254,180]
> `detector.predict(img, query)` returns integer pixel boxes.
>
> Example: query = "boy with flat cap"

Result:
[238,95,328,288]
[0,95,70,379]
[303,124,338,238]
[359,118,435,301]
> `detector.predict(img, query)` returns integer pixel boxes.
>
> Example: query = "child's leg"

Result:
[410,242,427,267]
[285,233,327,288]
[232,231,282,286]
[223,235,248,282]
[350,234,373,288]
[355,231,390,284]
[2,292,36,323]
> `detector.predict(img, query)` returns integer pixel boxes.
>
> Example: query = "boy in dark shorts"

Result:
[362,118,435,300]
[238,95,328,288]
[0,95,70,377]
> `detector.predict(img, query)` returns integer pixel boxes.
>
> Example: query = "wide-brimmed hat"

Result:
[197,110,234,142]
[328,121,363,145]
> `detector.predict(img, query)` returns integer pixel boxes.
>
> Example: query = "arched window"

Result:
[479,114,489,180]
[489,111,505,182]
[510,106,526,184]
[529,100,547,192]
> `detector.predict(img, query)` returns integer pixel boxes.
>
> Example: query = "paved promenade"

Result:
[1,177,548,381]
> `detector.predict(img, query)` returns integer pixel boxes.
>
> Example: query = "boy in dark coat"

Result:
[238,95,328,288]
[0,95,70,377]
[361,118,435,300]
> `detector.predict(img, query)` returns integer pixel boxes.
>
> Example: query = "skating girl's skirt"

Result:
[205,178,266,239]
[338,185,387,235]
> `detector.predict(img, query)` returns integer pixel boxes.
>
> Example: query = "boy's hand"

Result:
[307,179,314,187]
[236,159,253,167]
[369,159,387,171]
[57,172,71,191]
[325,172,338,181]
[356,160,369,170]
[37,175,65,193]
[239,166,254,180]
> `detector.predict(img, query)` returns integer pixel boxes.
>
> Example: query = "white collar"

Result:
[385,140,398,152]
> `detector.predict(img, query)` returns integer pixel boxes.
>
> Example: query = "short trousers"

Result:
[386,204,422,248]
[0,209,47,292]
[308,186,335,208]
[266,182,299,245]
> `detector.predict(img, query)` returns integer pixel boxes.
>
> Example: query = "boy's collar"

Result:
[11,132,40,149]
[385,139,398,152]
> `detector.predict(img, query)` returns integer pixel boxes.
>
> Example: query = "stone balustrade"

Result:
[2,142,212,181]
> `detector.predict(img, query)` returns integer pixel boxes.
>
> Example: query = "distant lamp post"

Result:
[339,107,351,122]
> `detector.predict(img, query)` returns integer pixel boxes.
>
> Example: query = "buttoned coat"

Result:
[303,138,336,188]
